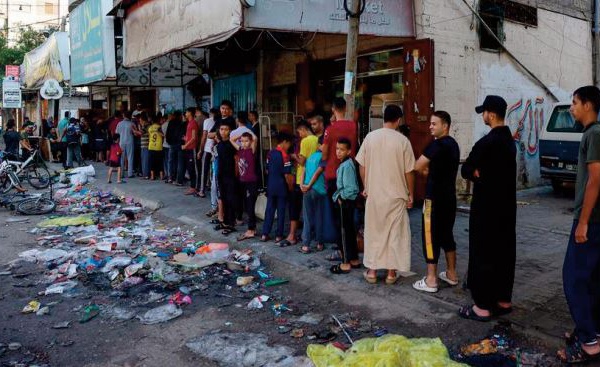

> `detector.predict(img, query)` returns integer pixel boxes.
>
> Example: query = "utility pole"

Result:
[4,1,8,40]
[343,0,362,120]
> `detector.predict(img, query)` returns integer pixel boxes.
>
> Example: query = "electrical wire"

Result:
[2,16,62,31]
[343,0,365,18]
[233,30,264,52]
[266,30,317,51]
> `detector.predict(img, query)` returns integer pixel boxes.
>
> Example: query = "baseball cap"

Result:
[475,95,508,116]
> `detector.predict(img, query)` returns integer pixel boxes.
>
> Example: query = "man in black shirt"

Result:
[215,124,237,235]
[460,95,516,322]
[208,100,236,142]
[3,119,21,156]
[413,111,460,294]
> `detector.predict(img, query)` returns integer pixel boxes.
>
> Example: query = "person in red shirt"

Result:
[321,97,358,198]
[107,133,124,184]
[182,107,200,195]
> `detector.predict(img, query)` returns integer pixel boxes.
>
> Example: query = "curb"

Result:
[110,186,164,210]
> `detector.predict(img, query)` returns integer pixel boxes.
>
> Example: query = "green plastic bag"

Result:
[307,344,344,367]
[38,215,95,228]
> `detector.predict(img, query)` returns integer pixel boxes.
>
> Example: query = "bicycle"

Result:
[0,152,24,194]
[0,181,56,215]
[0,149,51,191]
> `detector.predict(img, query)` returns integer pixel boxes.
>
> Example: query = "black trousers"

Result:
[184,149,198,189]
[235,178,244,221]
[241,181,258,230]
[199,151,212,193]
[59,142,68,167]
[337,198,358,263]
[219,176,236,226]
[421,198,457,264]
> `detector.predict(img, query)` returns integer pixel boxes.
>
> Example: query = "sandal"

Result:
[564,331,600,346]
[458,305,491,322]
[260,235,271,242]
[558,341,600,364]
[325,251,342,262]
[237,233,256,242]
[330,264,351,274]
[209,219,221,224]
[278,240,295,247]
[299,246,311,254]
[363,270,377,284]
[274,237,284,243]
[316,243,325,252]
[385,273,400,285]
[412,277,438,293]
[214,223,227,231]
[439,271,459,286]
[222,227,236,236]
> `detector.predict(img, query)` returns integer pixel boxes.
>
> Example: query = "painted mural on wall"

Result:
[506,96,546,187]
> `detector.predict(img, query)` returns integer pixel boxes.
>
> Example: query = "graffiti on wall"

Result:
[505,96,546,186]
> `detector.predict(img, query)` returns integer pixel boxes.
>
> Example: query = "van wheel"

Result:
[551,180,564,195]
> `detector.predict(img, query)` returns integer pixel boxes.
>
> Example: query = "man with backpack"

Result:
[66,118,84,168]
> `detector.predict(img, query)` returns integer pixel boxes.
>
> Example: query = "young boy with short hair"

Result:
[148,116,164,181]
[330,137,360,274]
[215,124,238,235]
[300,136,326,253]
[261,133,294,243]
[231,132,259,241]
[108,134,124,184]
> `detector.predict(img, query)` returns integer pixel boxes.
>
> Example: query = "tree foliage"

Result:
[0,26,57,78]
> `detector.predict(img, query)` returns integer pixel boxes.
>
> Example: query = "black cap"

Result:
[475,95,507,116]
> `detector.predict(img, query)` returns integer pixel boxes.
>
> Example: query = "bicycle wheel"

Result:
[0,170,21,194]
[26,166,51,189]
[17,197,56,215]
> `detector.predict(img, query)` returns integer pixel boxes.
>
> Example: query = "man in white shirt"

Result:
[161,113,171,180]
[197,108,218,198]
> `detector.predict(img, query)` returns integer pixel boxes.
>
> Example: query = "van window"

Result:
[547,106,582,133]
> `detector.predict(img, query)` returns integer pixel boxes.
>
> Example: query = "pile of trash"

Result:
[8,186,274,325]
[307,334,467,367]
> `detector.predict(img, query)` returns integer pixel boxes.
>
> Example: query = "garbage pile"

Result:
[307,334,468,367]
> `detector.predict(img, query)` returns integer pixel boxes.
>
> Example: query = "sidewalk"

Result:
[73,162,574,346]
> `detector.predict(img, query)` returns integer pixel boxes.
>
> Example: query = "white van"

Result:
[539,103,582,192]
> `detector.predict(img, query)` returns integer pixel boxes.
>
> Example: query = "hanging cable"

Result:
[343,0,365,18]
[266,30,317,51]
[233,30,264,52]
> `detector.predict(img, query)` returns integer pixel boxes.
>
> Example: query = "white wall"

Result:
[414,0,592,187]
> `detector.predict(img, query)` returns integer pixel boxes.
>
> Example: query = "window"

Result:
[44,2,54,15]
[478,0,538,51]
[547,106,582,133]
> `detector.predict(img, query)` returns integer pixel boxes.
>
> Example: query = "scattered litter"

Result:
[138,304,182,324]
[79,304,100,323]
[272,303,292,316]
[247,295,269,310]
[37,215,95,228]
[6,217,30,223]
[295,313,324,325]
[51,321,71,329]
[22,300,41,314]
[265,278,289,287]
[169,292,192,306]
[8,342,21,351]
[236,276,254,286]
[291,328,305,338]
[36,306,50,316]
[44,281,78,295]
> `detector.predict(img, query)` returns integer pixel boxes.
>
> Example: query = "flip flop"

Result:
[558,341,600,364]
[385,273,400,285]
[278,240,295,247]
[458,305,491,322]
[237,234,256,242]
[325,251,342,262]
[316,243,325,252]
[222,227,237,236]
[260,235,271,242]
[412,277,438,293]
[214,223,227,231]
[209,219,221,224]
[493,305,513,316]
[330,264,351,274]
[439,271,459,286]
[299,246,311,254]
[363,270,377,284]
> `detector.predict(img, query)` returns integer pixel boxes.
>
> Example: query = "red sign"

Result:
[5,65,19,80]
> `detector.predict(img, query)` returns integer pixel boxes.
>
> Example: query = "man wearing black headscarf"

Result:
[459,95,516,322]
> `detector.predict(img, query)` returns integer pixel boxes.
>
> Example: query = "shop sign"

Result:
[40,79,64,100]
[244,0,414,37]
[2,80,22,108]
[123,0,241,67]
[5,65,19,80]
[22,32,70,88]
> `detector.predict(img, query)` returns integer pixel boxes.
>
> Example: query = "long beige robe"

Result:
[355,128,415,271]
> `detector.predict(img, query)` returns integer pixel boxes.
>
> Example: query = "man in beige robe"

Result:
[355,105,415,285]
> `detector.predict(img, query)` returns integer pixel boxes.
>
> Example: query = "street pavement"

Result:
[85,162,575,345]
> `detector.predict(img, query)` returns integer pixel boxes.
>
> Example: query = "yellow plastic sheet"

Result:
[37,215,95,228]
[307,334,468,367]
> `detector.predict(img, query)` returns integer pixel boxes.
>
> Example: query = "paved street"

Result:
[0,163,579,366]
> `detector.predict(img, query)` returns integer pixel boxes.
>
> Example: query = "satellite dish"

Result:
[240,0,255,7]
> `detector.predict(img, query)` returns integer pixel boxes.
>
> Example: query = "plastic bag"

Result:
[138,304,183,325]
[306,344,344,367]
[38,215,95,228]
[101,257,132,272]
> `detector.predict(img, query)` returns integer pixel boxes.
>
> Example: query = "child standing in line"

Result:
[261,133,294,243]
[108,134,124,184]
[330,137,360,274]
[148,116,164,181]
[232,132,259,241]
[215,124,238,235]
[300,136,326,253]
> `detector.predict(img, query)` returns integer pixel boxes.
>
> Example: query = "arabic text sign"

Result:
[2,80,22,108]
[5,65,19,80]
[70,0,104,85]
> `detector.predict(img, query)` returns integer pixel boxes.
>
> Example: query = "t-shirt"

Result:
[216,140,237,180]
[3,130,21,155]
[266,147,292,196]
[423,135,460,201]
[323,120,358,180]
[574,122,600,222]
[116,119,134,146]
[108,117,121,137]
[140,124,150,149]
[203,117,216,153]
[57,118,69,142]
[161,121,170,148]
[183,119,198,151]
[304,150,325,195]
[238,148,257,183]
[148,124,163,151]
[296,135,318,184]
[109,143,122,163]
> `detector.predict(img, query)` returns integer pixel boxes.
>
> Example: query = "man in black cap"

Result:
[459,95,516,322]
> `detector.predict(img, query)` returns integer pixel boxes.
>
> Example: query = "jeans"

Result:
[141,147,150,178]
[169,145,181,181]
[120,142,134,177]
[563,220,600,344]
[163,147,170,178]
[66,143,83,168]
[302,189,325,247]
[199,151,212,193]
[210,164,218,210]
[262,195,287,238]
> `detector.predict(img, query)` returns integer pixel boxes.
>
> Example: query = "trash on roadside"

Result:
[265,278,289,287]
[247,295,269,310]
[138,303,183,325]
[44,281,78,295]
[79,304,100,323]
[51,321,71,329]
[8,342,22,351]
[271,303,292,316]
[291,328,305,338]
[36,306,50,316]
[169,291,192,306]
[22,300,41,314]
[236,276,254,286]
[37,215,95,228]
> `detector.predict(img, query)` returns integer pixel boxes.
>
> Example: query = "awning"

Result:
[22,32,70,89]
[123,0,242,67]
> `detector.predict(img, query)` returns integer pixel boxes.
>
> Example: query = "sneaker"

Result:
[439,271,459,286]
[412,277,438,293]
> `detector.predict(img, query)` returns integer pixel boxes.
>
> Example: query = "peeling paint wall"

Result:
[414,0,593,188]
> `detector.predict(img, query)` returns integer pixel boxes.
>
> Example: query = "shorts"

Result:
[150,150,163,173]
[288,184,303,221]
[108,160,120,168]
[422,198,457,264]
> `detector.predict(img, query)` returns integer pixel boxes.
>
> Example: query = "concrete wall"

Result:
[414,0,593,187]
